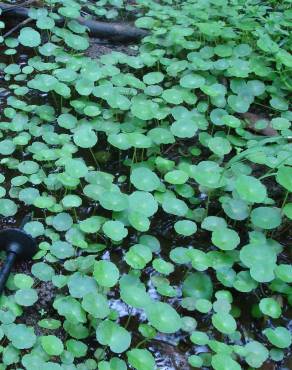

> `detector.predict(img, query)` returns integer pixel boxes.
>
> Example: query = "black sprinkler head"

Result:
[0,228,37,260]
[0,214,37,296]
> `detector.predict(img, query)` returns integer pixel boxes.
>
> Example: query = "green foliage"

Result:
[41,335,64,356]
[0,0,291,368]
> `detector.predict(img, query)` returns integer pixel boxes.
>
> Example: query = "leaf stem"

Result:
[89,148,99,169]
[136,338,148,348]
[281,190,289,211]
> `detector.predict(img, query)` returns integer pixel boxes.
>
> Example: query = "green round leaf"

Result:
[127,349,155,370]
[276,166,292,192]
[102,220,128,241]
[212,312,237,335]
[73,126,97,148]
[14,274,34,289]
[52,213,73,231]
[259,298,281,319]
[23,221,44,237]
[100,191,128,212]
[182,272,213,300]
[162,197,188,217]
[51,241,75,259]
[96,320,131,353]
[250,207,281,229]
[82,292,109,319]
[125,244,152,269]
[0,199,17,216]
[211,353,241,370]
[208,137,232,156]
[5,324,36,349]
[128,191,158,217]
[164,170,189,185]
[212,228,240,250]
[244,341,269,368]
[15,289,38,307]
[180,73,205,89]
[41,335,64,356]
[130,168,160,192]
[18,161,39,175]
[275,264,292,283]
[188,355,203,368]
[145,302,181,334]
[143,72,164,85]
[31,262,54,281]
[18,27,41,47]
[65,159,88,179]
[94,260,119,287]
[62,195,82,208]
[174,220,197,236]
[235,175,267,203]
[264,327,291,349]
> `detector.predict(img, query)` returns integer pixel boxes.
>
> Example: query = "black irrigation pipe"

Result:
[0,3,148,42]
[0,214,37,296]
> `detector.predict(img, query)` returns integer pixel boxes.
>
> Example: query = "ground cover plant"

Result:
[0,0,291,368]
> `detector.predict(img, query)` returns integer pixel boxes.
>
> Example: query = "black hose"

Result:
[0,3,148,41]
[0,252,16,296]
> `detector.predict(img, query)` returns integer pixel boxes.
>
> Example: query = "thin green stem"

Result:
[125,307,133,329]
[259,172,277,180]
[131,148,137,167]
[136,338,148,348]
[73,208,78,223]
[281,190,289,211]
[89,148,99,169]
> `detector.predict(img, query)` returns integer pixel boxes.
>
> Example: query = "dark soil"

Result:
[86,38,138,59]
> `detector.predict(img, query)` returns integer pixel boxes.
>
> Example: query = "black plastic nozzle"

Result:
[0,214,37,295]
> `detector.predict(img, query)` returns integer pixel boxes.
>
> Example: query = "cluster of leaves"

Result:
[0,0,291,369]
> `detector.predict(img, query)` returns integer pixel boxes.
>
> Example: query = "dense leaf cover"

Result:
[0,0,291,369]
